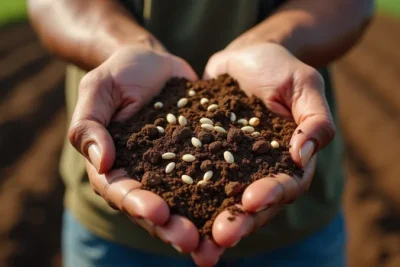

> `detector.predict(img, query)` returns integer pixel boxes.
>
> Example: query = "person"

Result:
[28,0,374,266]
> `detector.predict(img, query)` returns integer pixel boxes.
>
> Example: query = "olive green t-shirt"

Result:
[60,0,344,259]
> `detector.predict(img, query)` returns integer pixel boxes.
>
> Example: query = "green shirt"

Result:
[60,0,344,259]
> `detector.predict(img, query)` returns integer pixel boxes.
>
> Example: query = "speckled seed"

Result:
[200,98,209,105]
[201,124,214,131]
[200,118,213,125]
[182,154,196,162]
[154,102,163,109]
[207,104,218,111]
[182,175,194,185]
[162,152,176,159]
[177,98,189,108]
[241,126,255,133]
[237,119,248,125]
[249,117,260,127]
[191,137,202,148]
[203,171,213,181]
[271,140,280,148]
[166,113,177,124]
[157,126,165,134]
[214,126,227,133]
[224,151,234,164]
[251,131,261,137]
[197,180,207,186]
[178,115,187,126]
[188,90,196,96]
[230,112,237,122]
[165,162,176,173]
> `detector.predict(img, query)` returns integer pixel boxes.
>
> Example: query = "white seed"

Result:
[154,102,163,109]
[203,171,213,181]
[200,98,209,105]
[251,131,261,137]
[182,154,196,162]
[207,104,218,111]
[237,119,248,125]
[214,126,227,133]
[165,162,176,173]
[197,180,208,186]
[182,175,194,185]
[200,118,214,125]
[224,151,234,164]
[249,117,260,127]
[188,90,196,96]
[157,126,165,134]
[178,115,188,126]
[201,124,214,131]
[162,152,176,159]
[230,112,237,122]
[177,98,189,108]
[166,113,177,124]
[271,140,280,149]
[241,126,255,133]
[191,137,202,148]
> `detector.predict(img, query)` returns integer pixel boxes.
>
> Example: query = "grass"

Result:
[0,0,27,27]
[377,0,400,18]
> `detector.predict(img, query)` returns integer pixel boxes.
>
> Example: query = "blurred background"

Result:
[0,0,399,266]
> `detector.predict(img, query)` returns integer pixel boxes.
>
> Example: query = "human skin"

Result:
[28,0,374,266]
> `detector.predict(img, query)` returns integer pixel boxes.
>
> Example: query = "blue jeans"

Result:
[62,210,346,267]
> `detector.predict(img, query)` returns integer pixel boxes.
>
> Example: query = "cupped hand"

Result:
[195,42,336,261]
[68,46,201,254]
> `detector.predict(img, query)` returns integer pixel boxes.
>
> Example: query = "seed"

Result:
[200,118,213,125]
[200,98,209,105]
[182,154,196,162]
[166,113,177,124]
[271,140,280,148]
[201,124,214,131]
[214,126,227,133]
[237,119,248,125]
[203,170,213,181]
[154,102,163,109]
[178,115,187,126]
[188,90,196,96]
[224,151,234,164]
[251,131,261,137]
[162,152,176,159]
[157,126,165,134]
[241,126,255,133]
[165,162,176,173]
[230,112,237,122]
[249,117,260,126]
[197,180,207,186]
[177,98,189,108]
[191,137,202,148]
[182,175,194,185]
[207,104,218,111]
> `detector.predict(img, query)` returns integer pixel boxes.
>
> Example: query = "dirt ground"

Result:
[0,15,399,267]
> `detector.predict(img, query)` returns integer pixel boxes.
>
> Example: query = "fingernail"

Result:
[255,205,270,213]
[172,244,183,253]
[88,144,101,172]
[300,140,315,167]
[231,240,240,247]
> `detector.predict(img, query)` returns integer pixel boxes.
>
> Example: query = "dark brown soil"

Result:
[109,74,302,236]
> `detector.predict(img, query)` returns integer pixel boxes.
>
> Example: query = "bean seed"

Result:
[249,117,260,126]
[162,152,176,159]
[177,98,189,108]
[191,137,202,148]
[188,90,196,96]
[200,118,213,125]
[241,126,255,133]
[203,170,213,181]
[178,115,187,126]
[224,151,234,164]
[157,126,165,134]
[214,126,226,133]
[200,98,209,105]
[182,154,196,162]
[237,119,248,125]
[182,175,194,185]
[154,102,163,109]
[251,131,261,137]
[166,113,177,124]
[197,180,207,186]
[230,112,237,122]
[271,140,280,148]
[165,162,176,173]
[201,124,214,131]
[207,104,218,111]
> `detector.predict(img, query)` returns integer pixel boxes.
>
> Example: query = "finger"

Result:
[191,238,225,267]
[168,54,198,81]
[252,205,284,230]
[242,155,317,212]
[202,50,232,80]
[155,215,199,253]
[212,207,254,248]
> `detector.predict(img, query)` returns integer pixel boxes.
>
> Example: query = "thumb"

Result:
[202,50,232,80]
[68,69,116,174]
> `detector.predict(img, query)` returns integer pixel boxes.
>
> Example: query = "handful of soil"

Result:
[109,74,302,237]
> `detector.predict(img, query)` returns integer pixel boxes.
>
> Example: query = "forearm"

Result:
[28,0,162,70]
[231,0,375,67]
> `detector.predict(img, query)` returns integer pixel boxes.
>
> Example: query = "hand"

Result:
[68,46,202,254]
[193,42,335,264]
